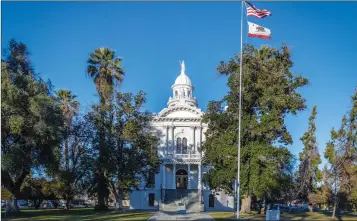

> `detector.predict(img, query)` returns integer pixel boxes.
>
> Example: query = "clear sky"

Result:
[2,1,357,162]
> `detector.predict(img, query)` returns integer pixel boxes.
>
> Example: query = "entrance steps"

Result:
[160,189,202,213]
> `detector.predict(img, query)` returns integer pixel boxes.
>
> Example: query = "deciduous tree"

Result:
[1,40,64,213]
[87,91,160,210]
[202,44,308,213]
[57,118,94,210]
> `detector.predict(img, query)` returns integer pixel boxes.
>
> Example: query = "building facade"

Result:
[129,61,234,212]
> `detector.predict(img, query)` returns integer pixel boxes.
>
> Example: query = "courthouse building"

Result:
[129,61,234,212]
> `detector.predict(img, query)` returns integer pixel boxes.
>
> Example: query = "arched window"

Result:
[183,91,186,97]
[175,91,178,97]
[149,193,155,207]
[176,138,182,154]
[188,90,191,98]
[182,138,187,154]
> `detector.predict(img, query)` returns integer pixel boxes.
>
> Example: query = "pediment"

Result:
[158,106,203,118]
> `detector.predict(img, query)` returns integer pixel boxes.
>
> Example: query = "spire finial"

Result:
[180,60,185,75]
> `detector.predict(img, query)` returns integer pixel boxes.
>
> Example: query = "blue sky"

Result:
[2,2,357,163]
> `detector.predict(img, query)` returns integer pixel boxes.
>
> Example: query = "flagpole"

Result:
[237,0,243,219]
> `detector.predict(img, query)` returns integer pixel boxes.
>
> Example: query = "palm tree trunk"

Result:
[96,101,107,210]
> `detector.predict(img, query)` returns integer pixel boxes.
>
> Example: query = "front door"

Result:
[176,169,188,189]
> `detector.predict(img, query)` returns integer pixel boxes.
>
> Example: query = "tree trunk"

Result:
[115,189,124,211]
[332,199,337,218]
[65,132,69,170]
[6,196,19,213]
[240,195,252,214]
[33,199,42,209]
[53,201,58,209]
[95,103,107,211]
[3,170,29,213]
[332,173,337,218]
[95,168,107,210]
[257,200,263,214]
[66,197,71,210]
[308,204,313,212]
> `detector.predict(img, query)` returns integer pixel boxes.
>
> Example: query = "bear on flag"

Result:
[247,21,271,39]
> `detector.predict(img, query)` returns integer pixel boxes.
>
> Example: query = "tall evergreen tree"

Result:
[296,106,322,211]
[324,88,357,218]
[202,44,308,213]
[86,47,124,210]
[1,40,64,213]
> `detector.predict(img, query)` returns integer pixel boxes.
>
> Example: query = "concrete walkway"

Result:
[148,211,214,220]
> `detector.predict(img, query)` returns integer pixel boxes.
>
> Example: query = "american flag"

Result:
[245,1,272,18]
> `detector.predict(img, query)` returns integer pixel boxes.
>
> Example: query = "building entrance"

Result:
[176,169,188,189]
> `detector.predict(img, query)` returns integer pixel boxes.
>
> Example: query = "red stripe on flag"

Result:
[245,1,272,18]
[247,14,269,18]
[248,33,271,39]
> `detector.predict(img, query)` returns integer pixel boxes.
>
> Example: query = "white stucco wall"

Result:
[129,190,161,210]
[203,190,235,211]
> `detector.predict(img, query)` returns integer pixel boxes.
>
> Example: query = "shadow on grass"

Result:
[210,211,357,221]
[1,208,153,221]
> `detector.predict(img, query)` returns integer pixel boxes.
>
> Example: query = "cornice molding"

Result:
[153,117,202,122]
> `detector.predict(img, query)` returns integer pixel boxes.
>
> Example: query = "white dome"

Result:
[174,73,192,85]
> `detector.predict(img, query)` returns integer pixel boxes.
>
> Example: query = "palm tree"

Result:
[87,47,124,104]
[86,47,124,210]
[56,89,80,171]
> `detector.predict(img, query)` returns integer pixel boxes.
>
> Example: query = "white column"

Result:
[172,164,176,189]
[199,126,203,157]
[171,126,175,155]
[162,164,166,188]
[165,126,169,155]
[191,126,196,153]
[188,164,191,189]
[198,164,202,189]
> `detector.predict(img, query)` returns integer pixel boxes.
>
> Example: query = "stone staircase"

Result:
[160,189,202,213]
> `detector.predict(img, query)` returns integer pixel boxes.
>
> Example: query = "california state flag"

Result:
[247,21,271,39]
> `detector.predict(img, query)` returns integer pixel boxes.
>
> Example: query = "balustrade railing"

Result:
[163,153,200,159]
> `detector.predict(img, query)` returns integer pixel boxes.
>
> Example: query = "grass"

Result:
[1,208,154,221]
[209,211,357,221]
[210,211,258,220]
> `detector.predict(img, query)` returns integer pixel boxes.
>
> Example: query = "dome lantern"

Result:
[167,60,197,108]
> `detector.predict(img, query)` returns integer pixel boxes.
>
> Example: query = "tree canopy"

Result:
[324,89,357,217]
[202,43,308,213]
[1,39,64,212]
[296,106,322,207]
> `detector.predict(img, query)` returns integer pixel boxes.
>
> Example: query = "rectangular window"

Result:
[149,193,155,207]
[209,194,215,208]
[148,170,155,185]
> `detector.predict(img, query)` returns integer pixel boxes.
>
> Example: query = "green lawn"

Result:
[1,208,154,221]
[209,211,357,221]
[210,212,258,220]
